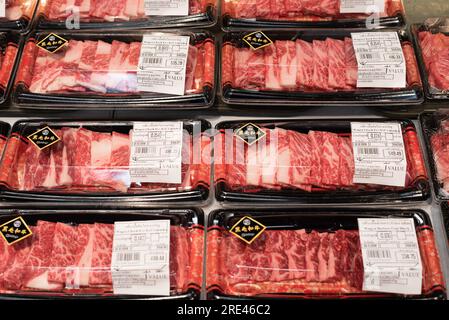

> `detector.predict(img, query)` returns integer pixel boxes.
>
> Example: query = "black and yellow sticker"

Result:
[234,123,266,146]
[27,126,61,150]
[0,217,33,245]
[242,31,273,50]
[230,216,266,244]
[37,33,68,54]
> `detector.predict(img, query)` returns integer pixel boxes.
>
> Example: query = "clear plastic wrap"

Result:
[0,120,211,202]
[221,30,423,106]
[36,0,217,30]
[419,111,449,200]
[222,0,405,29]
[0,208,204,299]
[13,31,216,109]
[412,18,449,100]
[214,119,429,203]
[0,32,20,106]
[206,208,445,299]
[0,0,38,31]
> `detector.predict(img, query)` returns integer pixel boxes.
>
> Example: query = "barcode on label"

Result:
[358,147,380,155]
[134,146,157,154]
[360,53,381,60]
[143,57,163,65]
[116,252,141,262]
[367,249,391,259]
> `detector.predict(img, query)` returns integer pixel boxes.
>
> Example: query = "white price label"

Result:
[137,35,190,95]
[111,220,171,296]
[0,0,5,18]
[340,0,385,13]
[144,0,189,16]
[358,218,422,295]
[351,32,406,88]
[351,122,407,187]
[130,122,183,184]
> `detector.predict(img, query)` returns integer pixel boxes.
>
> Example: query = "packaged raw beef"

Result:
[36,0,217,30]
[0,0,38,31]
[13,31,216,109]
[0,120,211,202]
[221,30,423,106]
[0,208,204,299]
[207,208,445,299]
[222,0,405,29]
[419,111,449,200]
[0,32,20,106]
[214,119,429,203]
[412,18,449,100]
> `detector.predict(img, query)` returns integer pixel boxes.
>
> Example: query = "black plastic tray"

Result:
[0,119,211,203]
[0,32,21,107]
[13,31,216,110]
[0,207,204,300]
[222,12,405,30]
[207,207,445,300]
[419,111,449,201]
[35,4,217,30]
[215,119,430,204]
[221,29,423,107]
[411,19,449,101]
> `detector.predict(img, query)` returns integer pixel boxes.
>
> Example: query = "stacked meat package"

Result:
[0,0,38,31]
[0,0,447,303]
[13,31,216,109]
[0,209,204,298]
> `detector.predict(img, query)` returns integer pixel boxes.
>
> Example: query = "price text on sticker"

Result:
[351,122,407,187]
[358,218,422,295]
[130,122,183,184]
[351,32,406,88]
[111,220,171,296]
[137,35,190,95]
[340,0,385,13]
[144,0,189,16]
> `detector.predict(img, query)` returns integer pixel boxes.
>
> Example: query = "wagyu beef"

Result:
[226,35,419,92]
[0,125,210,194]
[215,123,423,193]
[0,220,193,295]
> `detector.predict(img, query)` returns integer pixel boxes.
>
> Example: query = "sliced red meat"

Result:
[21,221,60,291]
[312,40,329,90]
[89,223,114,286]
[327,38,346,89]
[345,37,358,89]
[276,40,297,88]
[305,230,320,281]
[338,136,354,187]
[320,131,341,186]
[296,39,314,89]
[264,44,282,90]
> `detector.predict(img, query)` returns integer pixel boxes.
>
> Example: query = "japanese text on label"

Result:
[351,122,407,187]
[144,0,189,16]
[340,0,385,13]
[351,32,406,88]
[358,218,422,295]
[137,35,189,95]
[130,122,183,184]
[111,220,171,296]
